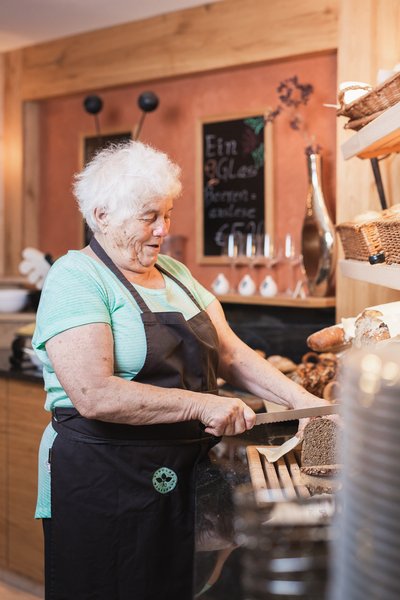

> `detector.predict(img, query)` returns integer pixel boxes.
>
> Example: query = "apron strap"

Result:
[90,236,203,312]
[155,263,203,311]
[90,236,151,313]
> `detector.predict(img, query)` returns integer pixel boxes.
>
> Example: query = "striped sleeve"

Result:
[32,256,112,350]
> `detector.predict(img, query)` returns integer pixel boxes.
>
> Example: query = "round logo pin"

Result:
[152,467,178,494]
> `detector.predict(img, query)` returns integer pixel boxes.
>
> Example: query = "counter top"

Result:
[0,349,43,383]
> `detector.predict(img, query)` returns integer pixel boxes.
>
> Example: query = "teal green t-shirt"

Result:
[33,251,215,518]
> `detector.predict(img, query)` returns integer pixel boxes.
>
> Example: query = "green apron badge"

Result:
[152,467,178,494]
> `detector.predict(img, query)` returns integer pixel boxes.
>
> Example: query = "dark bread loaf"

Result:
[301,418,341,468]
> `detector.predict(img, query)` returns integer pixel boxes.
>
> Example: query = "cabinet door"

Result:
[8,380,49,583]
[0,379,7,569]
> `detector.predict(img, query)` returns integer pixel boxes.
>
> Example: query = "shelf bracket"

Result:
[370,158,388,210]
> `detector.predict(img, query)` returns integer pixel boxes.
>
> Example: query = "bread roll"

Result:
[267,354,297,373]
[323,381,341,403]
[307,325,348,352]
[353,309,390,347]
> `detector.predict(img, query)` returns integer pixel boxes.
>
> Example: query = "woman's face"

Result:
[104,196,174,272]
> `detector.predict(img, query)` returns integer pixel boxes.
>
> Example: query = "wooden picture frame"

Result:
[80,129,132,245]
[196,111,273,264]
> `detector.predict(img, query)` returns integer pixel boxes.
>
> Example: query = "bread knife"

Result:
[255,403,340,425]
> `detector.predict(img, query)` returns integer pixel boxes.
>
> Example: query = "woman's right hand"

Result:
[196,394,256,436]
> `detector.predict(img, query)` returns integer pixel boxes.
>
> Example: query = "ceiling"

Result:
[0,0,221,53]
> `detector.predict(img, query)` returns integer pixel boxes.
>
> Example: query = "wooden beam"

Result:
[3,51,23,275]
[0,55,5,276]
[19,0,339,101]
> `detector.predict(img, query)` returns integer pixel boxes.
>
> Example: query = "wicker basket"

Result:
[376,216,400,264]
[336,220,384,262]
[337,72,400,130]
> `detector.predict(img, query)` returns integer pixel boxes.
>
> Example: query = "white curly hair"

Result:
[73,141,182,232]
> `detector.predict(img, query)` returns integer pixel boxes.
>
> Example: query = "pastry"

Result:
[267,354,297,373]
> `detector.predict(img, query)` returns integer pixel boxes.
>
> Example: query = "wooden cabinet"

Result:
[0,377,49,583]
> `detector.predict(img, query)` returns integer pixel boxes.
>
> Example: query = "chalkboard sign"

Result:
[197,112,273,264]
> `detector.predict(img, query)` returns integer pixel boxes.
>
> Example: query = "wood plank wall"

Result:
[336,0,400,318]
[0,55,4,274]
[1,0,400,320]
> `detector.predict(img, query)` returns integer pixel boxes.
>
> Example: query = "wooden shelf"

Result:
[216,294,335,308]
[341,102,400,160]
[339,259,400,290]
[0,312,36,323]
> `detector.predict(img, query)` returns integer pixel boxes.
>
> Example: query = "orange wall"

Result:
[39,52,337,291]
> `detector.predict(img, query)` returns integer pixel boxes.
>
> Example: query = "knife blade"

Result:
[255,403,340,425]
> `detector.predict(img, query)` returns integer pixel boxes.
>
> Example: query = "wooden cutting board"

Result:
[246,446,341,504]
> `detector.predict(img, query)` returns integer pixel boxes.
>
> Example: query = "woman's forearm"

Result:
[66,375,255,436]
[71,375,201,424]
[218,333,322,410]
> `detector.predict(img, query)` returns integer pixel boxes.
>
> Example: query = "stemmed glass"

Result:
[257,233,279,296]
[237,232,257,296]
[225,232,240,293]
[283,233,303,296]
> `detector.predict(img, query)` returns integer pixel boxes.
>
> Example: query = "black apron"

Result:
[44,237,220,600]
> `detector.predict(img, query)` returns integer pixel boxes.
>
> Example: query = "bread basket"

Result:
[336,218,384,263]
[375,215,400,264]
[337,72,400,131]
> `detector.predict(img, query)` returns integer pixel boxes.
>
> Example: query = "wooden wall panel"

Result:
[0,55,5,275]
[23,101,41,250]
[3,51,24,275]
[7,380,48,582]
[19,0,339,101]
[336,0,400,319]
[0,379,7,568]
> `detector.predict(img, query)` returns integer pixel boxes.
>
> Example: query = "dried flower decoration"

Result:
[266,76,321,155]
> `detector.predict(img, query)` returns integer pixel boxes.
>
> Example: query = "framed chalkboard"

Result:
[80,129,132,245]
[196,111,273,264]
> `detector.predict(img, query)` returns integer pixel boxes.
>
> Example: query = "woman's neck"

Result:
[81,237,165,289]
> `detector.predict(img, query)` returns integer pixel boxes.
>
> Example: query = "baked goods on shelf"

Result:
[353,309,390,346]
[289,352,338,399]
[307,324,349,353]
[307,301,400,353]
[267,354,297,373]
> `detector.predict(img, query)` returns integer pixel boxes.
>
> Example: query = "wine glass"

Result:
[283,233,302,296]
[223,232,240,293]
[256,233,279,292]
[238,233,257,296]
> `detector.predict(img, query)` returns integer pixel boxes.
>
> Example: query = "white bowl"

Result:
[0,288,29,313]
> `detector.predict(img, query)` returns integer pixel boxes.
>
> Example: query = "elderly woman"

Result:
[33,141,326,600]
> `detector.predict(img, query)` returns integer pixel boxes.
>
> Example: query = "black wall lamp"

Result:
[83,91,159,140]
[83,95,103,135]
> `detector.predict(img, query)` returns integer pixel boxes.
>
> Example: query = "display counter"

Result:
[0,357,334,597]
